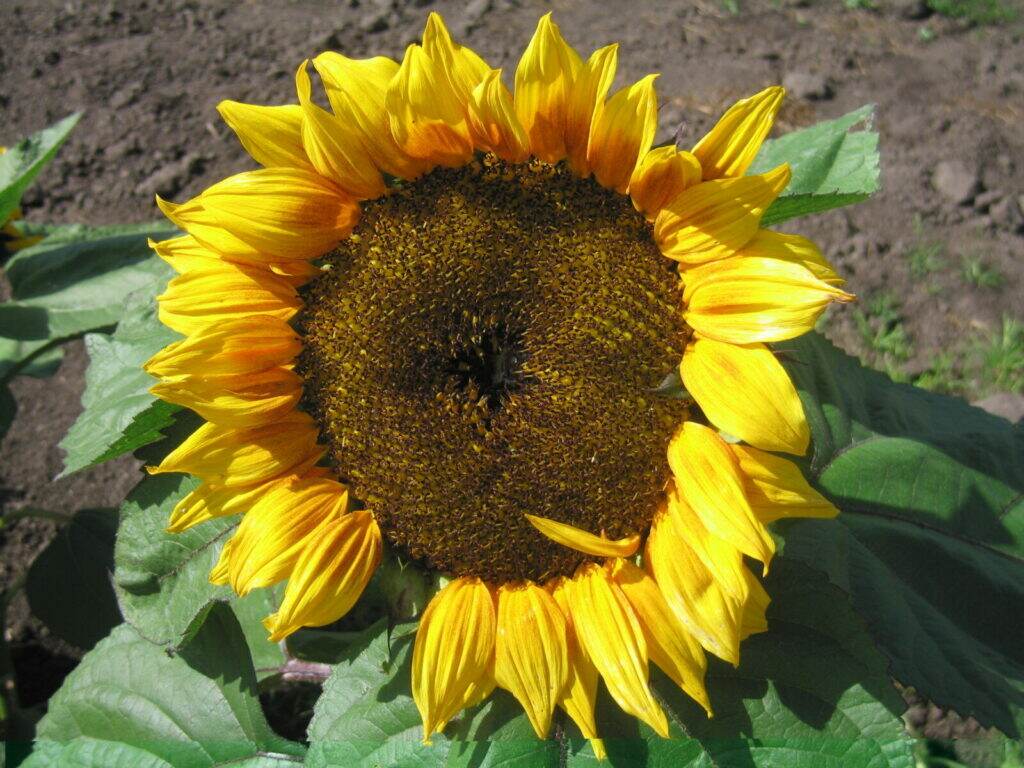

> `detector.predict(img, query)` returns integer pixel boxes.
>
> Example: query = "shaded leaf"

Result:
[0,113,79,224]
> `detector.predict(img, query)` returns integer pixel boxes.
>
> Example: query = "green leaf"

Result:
[0,223,176,342]
[0,114,80,224]
[751,105,880,226]
[113,472,286,677]
[59,290,181,476]
[0,336,64,382]
[307,561,914,768]
[23,604,305,768]
[775,332,1024,738]
[25,508,121,650]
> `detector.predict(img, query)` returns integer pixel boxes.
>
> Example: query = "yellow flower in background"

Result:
[145,12,852,755]
[0,146,43,254]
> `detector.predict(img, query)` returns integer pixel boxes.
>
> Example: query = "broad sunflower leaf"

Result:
[775,331,1024,738]
[25,507,121,650]
[113,472,286,678]
[59,290,181,476]
[0,113,79,224]
[306,561,914,768]
[751,104,880,226]
[0,222,176,343]
[21,603,305,768]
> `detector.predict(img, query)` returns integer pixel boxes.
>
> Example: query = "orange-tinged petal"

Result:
[568,563,669,737]
[610,558,711,716]
[216,101,312,171]
[295,61,385,200]
[565,44,617,176]
[680,336,810,455]
[217,475,349,594]
[386,43,474,167]
[149,412,322,488]
[683,255,855,344]
[549,579,606,761]
[313,52,429,180]
[738,229,842,285]
[731,444,838,522]
[524,513,639,558]
[157,168,358,262]
[495,582,569,738]
[692,86,785,180]
[514,13,582,163]
[667,421,775,569]
[151,367,302,428]
[155,262,300,336]
[654,164,790,265]
[629,146,702,219]
[467,69,530,162]
[413,577,497,742]
[665,488,749,603]
[587,74,659,194]
[263,510,382,641]
[145,316,301,378]
[645,507,744,665]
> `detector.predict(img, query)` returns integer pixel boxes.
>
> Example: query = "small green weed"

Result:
[972,315,1024,393]
[961,255,1004,289]
[926,0,1018,24]
[915,351,968,394]
[854,291,915,381]
[906,216,946,278]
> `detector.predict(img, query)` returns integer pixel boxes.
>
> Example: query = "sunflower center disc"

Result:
[299,156,689,582]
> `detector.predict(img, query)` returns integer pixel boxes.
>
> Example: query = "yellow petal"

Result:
[629,146,702,220]
[524,513,639,558]
[219,475,349,594]
[422,12,490,106]
[587,74,659,194]
[264,510,382,641]
[149,412,322,487]
[313,52,429,180]
[216,101,312,170]
[680,336,810,455]
[413,577,497,742]
[610,558,712,716]
[495,582,569,738]
[467,69,530,162]
[565,44,617,176]
[386,43,474,167]
[295,61,386,200]
[738,229,843,285]
[665,488,749,603]
[568,563,669,737]
[167,473,300,533]
[730,444,838,522]
[741,568,771,640]
[157,168,358,262]
[692,86,785,180]
[683,255,855,344]
[149,235,321,288]
[513,13,582,163]
[645,506,744,665]
[667,421,775,569]
[151,367,302,428]
[155,262,300,336]
[145,316,301,378]
[654,164,790,265]
[549,579,606,761]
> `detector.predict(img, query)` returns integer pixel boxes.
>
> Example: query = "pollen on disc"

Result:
[299,155,689,583]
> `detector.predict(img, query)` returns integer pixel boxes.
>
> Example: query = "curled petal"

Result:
[692,86,785,180]
[216,101,312,170]
[666,488,749,603]
[731,444,839,522]
[151,367,302,429]
[738,229,843,285]
[467,69,531,162]
[667,421,775,569]
[422,12,490,106]
[413,577,497,742]
[680,336,810,455]
[683,255,855,344]
[495,582,569,738]
[566,44,617,175]
[587,74,659,194]
[264,510,382,641]
[568,563,669,737]
[145,316,301,378]
[514,13,582,163]
[525,513,639,558]
[165,473,306,533]
[629,146,702,219]
[151,235,321,288]
[654,164,790,265]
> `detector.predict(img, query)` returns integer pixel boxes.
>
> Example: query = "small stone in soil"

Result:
[973,393,1024,424]
[782,71,832,101]
[990,196,1024,233]
[932,159,980,205]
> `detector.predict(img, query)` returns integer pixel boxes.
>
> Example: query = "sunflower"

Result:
[0,146,43,254]
[145,12,851,755]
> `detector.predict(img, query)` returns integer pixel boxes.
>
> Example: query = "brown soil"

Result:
[1,0,1022,735]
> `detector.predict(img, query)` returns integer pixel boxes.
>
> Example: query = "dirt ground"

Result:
[1,0,1023,734]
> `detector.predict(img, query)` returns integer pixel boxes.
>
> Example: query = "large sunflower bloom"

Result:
[146,13,851,755]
